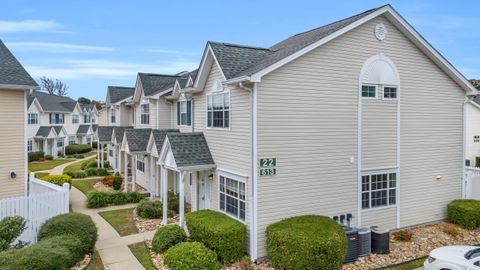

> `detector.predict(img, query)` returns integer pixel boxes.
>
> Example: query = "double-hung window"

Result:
[141,104,149,125]
[177,100,191,126]
[72,114,79,124]
[362,173,397,209]
[84,115,91,123]
[56,138,64,148]
[109,148,113,157]
[219,175,245,221]
[68,136,76,145]
[49,113,64,124]
[28,113,38,125]
[136,155,145,172]
[111,109,116,124]
[27,139,33,152]
[207,92,230,128]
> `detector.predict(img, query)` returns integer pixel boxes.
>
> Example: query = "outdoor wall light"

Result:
[208,174,214,181]
[10,171,16,179]
[435,175,443,180]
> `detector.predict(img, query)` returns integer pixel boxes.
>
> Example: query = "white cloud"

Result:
[145,48,196,56]
[24,59,198,80]
[0,20,64,33]
[6,42,114,53]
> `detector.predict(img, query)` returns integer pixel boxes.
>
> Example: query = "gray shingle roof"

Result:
[167,132,215,168]
[52,126,64,135]
[35,126,53,137]
[125,128,152,152]
[189,69,198,81]
[151,129,180,154]
[97,126,114,142]
[77,125,90,135]
[138,73,178,96]
[92,124,98,132]
[113,126,133,144]
[108,86,135,103]
[209,6,384,79]
[80,103,94,111]
[28,91,77,112]
[0,40,37,87]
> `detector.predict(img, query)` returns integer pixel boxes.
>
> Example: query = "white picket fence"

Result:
[0,173,69,244]
[465,166,480,199]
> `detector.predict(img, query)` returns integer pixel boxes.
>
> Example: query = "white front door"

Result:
[197,172,209,210]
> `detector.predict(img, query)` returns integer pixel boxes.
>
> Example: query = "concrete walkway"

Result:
[35,155,96,175]
[70,185,151,270]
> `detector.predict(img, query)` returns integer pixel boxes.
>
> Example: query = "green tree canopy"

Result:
[470,79,480,90]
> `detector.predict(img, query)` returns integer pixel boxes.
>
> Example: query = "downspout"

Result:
[463,96,473,198]
[248,82,258,261]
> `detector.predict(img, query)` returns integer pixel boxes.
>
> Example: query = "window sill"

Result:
[219,210,246,224]
[206,127,230,131]
[361,205,397,213]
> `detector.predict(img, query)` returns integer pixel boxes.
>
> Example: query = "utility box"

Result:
[358,227,371,256]
[371,226,390,254]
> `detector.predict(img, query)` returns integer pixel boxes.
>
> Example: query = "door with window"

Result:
[197,172,209,210]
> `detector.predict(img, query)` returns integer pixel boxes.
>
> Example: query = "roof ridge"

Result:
[108,86,135,89]
[138,72,179,77]
[209,41,271,51]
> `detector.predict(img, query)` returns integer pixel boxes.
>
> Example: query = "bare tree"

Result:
[39,77,69,96]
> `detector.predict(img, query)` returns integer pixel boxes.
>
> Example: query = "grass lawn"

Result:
[34,172,49,179]
[86,249,104,270]
[99,208,138,236]
[63,157,95,173]
[385,257,425,270]
[128,242,156,270]
[28,159,74,172]
[71,178,101,194]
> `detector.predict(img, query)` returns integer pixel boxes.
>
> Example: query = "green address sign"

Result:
[259,158,276,167]
[259,158,277,176]
[259,168,276,176]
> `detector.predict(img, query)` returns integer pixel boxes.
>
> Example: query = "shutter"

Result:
[49,114,52,124]
[187,100,192,126]
[176,102,180,125]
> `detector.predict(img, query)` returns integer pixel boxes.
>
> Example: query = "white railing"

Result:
[0,173,69,244]
[465,166,480,199]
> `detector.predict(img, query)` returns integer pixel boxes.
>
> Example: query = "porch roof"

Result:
[114,126,133,144]
[97,126,114,142]
[52,126,64,135]
[35,126,53,137]
[76,124,91,135]
[91,124,98,133]
[151,129,180,155]
[165,132,215,170]
[124,128,152,153]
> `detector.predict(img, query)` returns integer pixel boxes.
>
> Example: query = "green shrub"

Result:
[448,199,480,229]
[65,170,87,179]
[266,215,347,270]
[112,173,122,190]
[92,141,98,149]
[35,235,86,267]
[85,167,109,177]
[0,216,26,251]
[44,155,53,160]
[168,191,180,213]
[82,160,110,170]
[28,151,44,162]
[137,200,162,219]
[152,225,187,253]
[41,174,72,188]
[87,191,144,208]
[476,156,480,167]
[186,210,246,263]
[65,144,92,155]
[38,212,97,253]
[164,242,220,270]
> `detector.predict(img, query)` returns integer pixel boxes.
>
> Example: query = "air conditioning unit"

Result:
[358,227,371,256]
[343,226,359,263]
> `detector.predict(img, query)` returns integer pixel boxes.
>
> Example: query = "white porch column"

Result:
[112,146,117,172]
[100,144,104,168]
[179,171,185,228]
[161,166,168,225]
[132,155,137,192]
[124,151,128,192]
[149,155,155,199]
[156,162,160,199]
[43,139,47,155]
[97,140,100,168]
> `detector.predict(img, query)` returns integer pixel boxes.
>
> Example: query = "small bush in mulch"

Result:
[448,199,480,229]
[137,200,162,219]
[186,210,246,264]
[392,230,413,242]
[0,216,26,251]
[65,170,87,179]
[44,155,54,160]
[101,176,114,186]
[164,242,220,270]
[28,151,44,162]
[152,225,187,253]
[168,191,180,214]
[65,144,92,155]
[266,215,347,270]
[112,173,122,190]
[442,223,460,239]
[87,191,144,208]
[85,167,109,177]
[41,174,72,188]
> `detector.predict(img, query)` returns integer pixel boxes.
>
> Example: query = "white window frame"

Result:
[383,85,398,100]
[68,136,76,145]
[136,155,145,173]
[110,108,116,124]
[72,114,79,124]
[361,84,377,100]
[218,170,246,222]
[361,171,397,210]
[50,113,64,124]
[28,113,38,125]
[206,91,230,130]
[178,100,188,126]
[56,138,64,148]
[141,103,150,125]
[27,139,33,152]
[84,114,91,123]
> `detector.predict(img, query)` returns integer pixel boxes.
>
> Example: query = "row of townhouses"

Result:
[27,91,99,158]
[95,5,479,260]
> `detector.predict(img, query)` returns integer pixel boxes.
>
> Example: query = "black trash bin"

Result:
[343,226,359,263]
[370,226,390,254]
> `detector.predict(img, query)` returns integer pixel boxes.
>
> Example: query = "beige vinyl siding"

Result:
[362,207,397,229]
[0,90,26,198]
[135,92,157,129]
[255,15,464,258]
[157,98,173,129]
[119,104,132,126]
[362,101,397,169]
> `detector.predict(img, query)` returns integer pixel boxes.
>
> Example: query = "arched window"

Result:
[359,54,400,100]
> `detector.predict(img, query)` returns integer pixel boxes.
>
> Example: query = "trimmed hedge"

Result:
[38,212,97,253]
[65,144,92,155]
[448,199,480,229]
[87,191,144,208]
[65,170,87,179]
[112,173,122,190]
[0,216,26,251]
[85,167,109,177]
[266,215,347,270]
[476,156,480,167]
[81,159,110,170]
[41,174,72,188]
[164,242,220,270]
[186,210,246,264]
[35,235,85,267]
[28,151,44,162]
[45,155,53,160]
[137,200,162,219]
[152,225,187,253]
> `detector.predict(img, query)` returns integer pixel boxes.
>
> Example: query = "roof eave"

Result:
[223,76,251,85]
[0,84,39,90]
[177,164,216,172]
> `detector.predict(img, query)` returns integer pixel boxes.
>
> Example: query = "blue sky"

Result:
[1,0,479,101]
